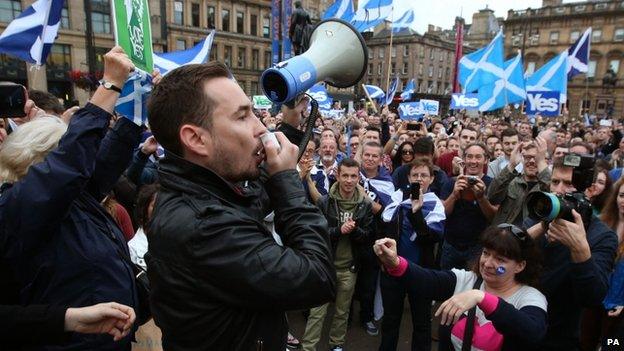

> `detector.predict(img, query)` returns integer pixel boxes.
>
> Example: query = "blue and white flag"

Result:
[568,28,591,79]
[382,190,445,241]
[526,50,568,103]
[478,52,526,112]
[458,30,505,93]
[322,0,355,21]
[384,76,399,106]
[360,167,394,207]
[153,31,215,76]
[115,70,153,126]
[400,79,416,101]
[392,8,414,33]
[350,0,393,32]
[307,83,333,112]
[364,84,385,101]
[0,0,63,65]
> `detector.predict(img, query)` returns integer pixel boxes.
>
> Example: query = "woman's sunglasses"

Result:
[402,150,414,155]
[497,223,527,242]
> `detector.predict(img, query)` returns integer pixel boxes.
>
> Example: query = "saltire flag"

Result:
[391,8,414,33]
[360,167,395,208]
[322,0,355,21]
[384,76,399,106]
[115,70,152,126]
[478,52,526,112]
[350,0,393,32]
[364,84,385,102]
[567,27,591,79]
[382,190,445,245]
[400,79,416,100]
[0,0,63,65]
[526,50,568,103]
[153,31,215,76]
[458,30,505,93]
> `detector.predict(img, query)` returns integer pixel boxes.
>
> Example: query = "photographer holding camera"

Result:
[525,154,618,350]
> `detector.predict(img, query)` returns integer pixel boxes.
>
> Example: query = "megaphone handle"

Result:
[297,94,319,162]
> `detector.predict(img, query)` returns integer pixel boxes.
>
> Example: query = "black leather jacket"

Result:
[316,193,375,272]
[146,154,336,351]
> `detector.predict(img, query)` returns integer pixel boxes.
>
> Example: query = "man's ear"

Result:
[179,124,211,157]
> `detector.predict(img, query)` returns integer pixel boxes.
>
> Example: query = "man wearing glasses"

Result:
[488,137,550,226]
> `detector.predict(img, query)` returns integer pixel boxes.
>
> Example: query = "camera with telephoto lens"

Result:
[525,153,595,226]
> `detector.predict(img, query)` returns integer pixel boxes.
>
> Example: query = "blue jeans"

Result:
[439,240,482,270]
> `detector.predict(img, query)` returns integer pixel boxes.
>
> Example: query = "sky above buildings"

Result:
[364,0,582,34]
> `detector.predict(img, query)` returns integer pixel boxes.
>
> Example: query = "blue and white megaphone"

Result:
[260,19,368,107]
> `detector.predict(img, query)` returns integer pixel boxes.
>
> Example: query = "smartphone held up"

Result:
[410,182,420,200]
[0,84,27,118]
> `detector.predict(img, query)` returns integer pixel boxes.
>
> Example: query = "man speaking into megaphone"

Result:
[145,63,337,350]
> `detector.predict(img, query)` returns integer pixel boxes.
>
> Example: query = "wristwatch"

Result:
[99,79,122,93]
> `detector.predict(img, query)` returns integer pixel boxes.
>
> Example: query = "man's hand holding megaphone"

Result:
[282,96,310,129]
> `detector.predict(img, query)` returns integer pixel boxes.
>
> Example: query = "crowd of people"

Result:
[3,46,624,351]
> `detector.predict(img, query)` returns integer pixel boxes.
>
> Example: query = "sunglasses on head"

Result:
[497,223,527,242]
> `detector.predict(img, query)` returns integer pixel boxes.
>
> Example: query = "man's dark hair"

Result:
[365,126,381,137]
[28,90,64,115]
[460,126,479,137]
[463,142,490,158]
[147,62,231,155]
[338,158,360,172]
[570,140,594,155]
[486,135,499,142]
[414,137,434,156]
[501,128,519,139]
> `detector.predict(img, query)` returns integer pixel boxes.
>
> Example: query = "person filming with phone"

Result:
[440,143,497,270]
[378,159,445,351]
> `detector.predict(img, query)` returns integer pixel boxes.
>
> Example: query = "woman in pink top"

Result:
[374,224,547,351]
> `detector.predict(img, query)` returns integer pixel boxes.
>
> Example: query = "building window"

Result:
[437,66,442,79]
[210,45,217,61]
[262,16,270,38]
[526,61,536,75]
[46,44,71,76]
[403,45,409,56]
[588,60,597,78]
[570,30,580,43]
[402,62,408,74]
[176,39,186,50]
[191,3,200,27]
[615,28,624,42]
[0,0,21,22]
[91,0,112,34]
[595,3,608,10]
[419,46,424,58]
[379,47,384,58]
[207,6,215,28]
[440,51,444,61]
[377,63,382,74]
[61,2,70,29]
[224,46,232,66]
[391,62,396,74]
[445,67,450,79]
[222,9,230,31]
[549,31,559,44]
[391,47,396,58]
[236,11,244,34]
[251,81,259,95]
[593,29,602,42]
[237,47,245,68]
[610,59,620,74]
[429,48,434,60]
[173,1,183,25]
[250,14,258,36]
[574,5,585,12]
[264,50,271,68]
[419,63,423,76]
[428,65,433,77]
[252,49,259,70]
[368,63,372,75]
[369,48,373,59]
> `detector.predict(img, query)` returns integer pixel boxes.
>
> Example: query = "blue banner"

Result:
[398,102,424,121]
[281,0,292,60]
[450,93,479,110]
[271,0,281,65]
[525,91,560,116]
[307,83,333,112]
[420,99,439,115]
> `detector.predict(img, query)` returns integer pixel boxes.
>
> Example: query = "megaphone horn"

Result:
[260,18,368,106]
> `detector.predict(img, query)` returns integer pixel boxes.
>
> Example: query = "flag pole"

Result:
[452,16,464,93]
[384,5,395,105]
[362,84,379,113]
